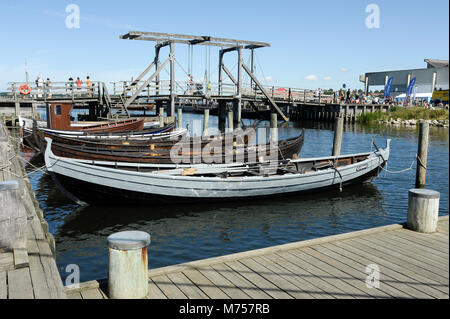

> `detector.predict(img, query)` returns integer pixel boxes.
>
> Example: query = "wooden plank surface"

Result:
[147,279,168,299]
[166,271,209,299]
[13,248,29,269]
[7,267,34,299]
[210,263,272,299]
[197,266,251,299]
[333,240,447,298]
[252,255,325,299]
[67,291,82,299]
[143,219,448,299]
[0,271,6,299]
[22,217,447,300]
[151,274,188,299]
[80,288,104,299]
[182,268,229,299]
[0,252,14,272]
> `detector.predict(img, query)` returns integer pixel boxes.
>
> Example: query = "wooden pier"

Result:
[0,122,66,299]
[66,216,449,299]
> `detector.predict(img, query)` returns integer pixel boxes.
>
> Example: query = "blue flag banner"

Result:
[384,77,394,97]
[406,77,416,97]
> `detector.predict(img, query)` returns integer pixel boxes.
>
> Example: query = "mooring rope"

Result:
[378,155,419,174]
[329,160,343,192]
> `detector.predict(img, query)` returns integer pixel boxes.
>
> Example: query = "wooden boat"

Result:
[45,102,145,132]
[44,137,390,205]
[23,122,181,152]
[36,123,267,149]
[43,129,303,164]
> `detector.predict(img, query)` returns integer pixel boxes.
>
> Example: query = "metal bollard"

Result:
[407,189,440,233]
[107,231,151,299]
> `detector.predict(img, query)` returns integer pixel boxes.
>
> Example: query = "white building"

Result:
[360,59,449,100]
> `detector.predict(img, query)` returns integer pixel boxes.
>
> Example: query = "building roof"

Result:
[424,59,449,68]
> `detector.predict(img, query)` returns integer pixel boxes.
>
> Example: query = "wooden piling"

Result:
[227,111,233,132]
[177,108,182,129]
[159,107,164,128]
[415,122,429,188]
[270,113,278,142]
[14,102,20,118]
[203,109,209,136]
[332,115,344,156]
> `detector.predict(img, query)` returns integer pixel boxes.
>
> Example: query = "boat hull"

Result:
[50,165,382,205]
[45,138,389,205]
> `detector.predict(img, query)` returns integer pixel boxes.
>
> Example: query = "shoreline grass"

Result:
[359,107,449,124]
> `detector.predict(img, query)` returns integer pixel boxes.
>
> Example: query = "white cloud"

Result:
[340,68,350,72]
[324,76,332,80]
[304,74,319,81]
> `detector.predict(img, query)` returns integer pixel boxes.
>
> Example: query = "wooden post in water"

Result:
[203,109,209,136]
[332,115,344,156]
[15,102,20,118]
[407,189,440,233]
[177,108,182,130]
[227,111,233,132]
[107,231,150,299]
[270,113,278,142]
[32,102,38,119]
[415,122,429,188]
[159,107,164,128]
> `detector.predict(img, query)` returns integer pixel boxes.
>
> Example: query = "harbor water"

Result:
[22,111,449,283]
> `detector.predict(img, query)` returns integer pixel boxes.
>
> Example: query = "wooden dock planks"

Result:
[1,123,67,299]
[140,217,449,299]
[52,218,448,300]
[7,268,34,299]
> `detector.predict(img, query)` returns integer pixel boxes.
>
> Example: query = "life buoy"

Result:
[19,84,31,95]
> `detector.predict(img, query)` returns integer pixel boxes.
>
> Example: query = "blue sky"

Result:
[0,0,448,92]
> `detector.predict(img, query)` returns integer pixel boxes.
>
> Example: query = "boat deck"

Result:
[66,216,449,299]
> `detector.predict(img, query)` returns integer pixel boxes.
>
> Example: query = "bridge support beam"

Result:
[241,63,288,122]
[218,100,226,132]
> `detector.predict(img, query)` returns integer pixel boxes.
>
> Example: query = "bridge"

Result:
[3,31,391,127]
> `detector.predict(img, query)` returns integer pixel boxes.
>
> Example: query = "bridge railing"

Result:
[6,80,336,104]
[7,81,102,101]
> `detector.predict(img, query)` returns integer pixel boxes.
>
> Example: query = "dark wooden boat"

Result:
[23,122,179,152]
[45,129,305,164]
[46,102,145,132]
[36,125,255,150]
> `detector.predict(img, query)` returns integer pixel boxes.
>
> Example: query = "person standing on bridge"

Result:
[76,77,82,97]
[36,75,43,98]
[86,76,92,97]
[345,89,351,104]
[68,77,74,95]
[46,78,52,98]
